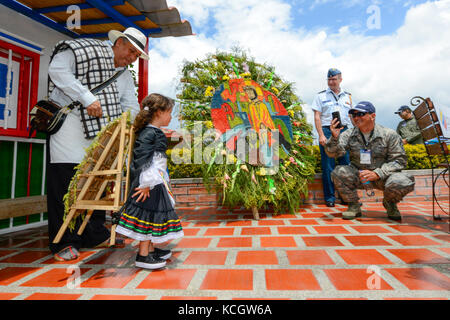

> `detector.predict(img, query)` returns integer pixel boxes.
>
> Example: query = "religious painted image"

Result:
[210,79,293,165]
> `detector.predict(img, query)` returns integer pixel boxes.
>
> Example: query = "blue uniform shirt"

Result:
[311,88,353,127]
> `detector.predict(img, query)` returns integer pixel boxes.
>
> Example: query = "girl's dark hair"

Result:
[133,93,174,132]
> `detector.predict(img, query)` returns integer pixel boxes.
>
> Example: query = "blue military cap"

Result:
[349,101,376,115]
[327,68,341,78]
[394,105,411,114]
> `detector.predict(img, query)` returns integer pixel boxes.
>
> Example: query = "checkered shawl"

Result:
[48,38,121,139]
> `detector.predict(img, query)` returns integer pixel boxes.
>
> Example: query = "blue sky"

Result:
[292,0,423,35]
[149,0,450,136]
[188,0,430,37]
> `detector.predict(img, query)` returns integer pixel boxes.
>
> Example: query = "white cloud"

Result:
[169,0,222,27]
[148,0,450,135]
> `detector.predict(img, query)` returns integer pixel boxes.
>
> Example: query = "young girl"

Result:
[115,93,183,269]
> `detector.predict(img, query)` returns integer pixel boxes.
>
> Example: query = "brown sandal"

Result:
[54,246,80,261]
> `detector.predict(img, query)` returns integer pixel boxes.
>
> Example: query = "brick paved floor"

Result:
[0,201,449,300]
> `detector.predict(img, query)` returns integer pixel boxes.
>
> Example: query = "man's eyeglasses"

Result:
[351,112,368,118]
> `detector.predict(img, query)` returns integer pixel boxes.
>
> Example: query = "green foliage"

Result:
[176,48,313,132]
[309,145,322,173]
[128,63,138,98]
[167,149,203,179]
[175,48,316,214]
[404,144,447,169]
[167,144,442,178]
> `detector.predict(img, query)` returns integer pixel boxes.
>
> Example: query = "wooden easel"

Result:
[252,207,260,220]
[53,113,135,246]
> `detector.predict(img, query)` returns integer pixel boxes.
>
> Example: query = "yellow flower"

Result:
[222,75,230,81]
[271,87,279,95]
[205,121,213,129]
[204,86,215,97]
[226,154,236,164]
[256,168,267,176]
[240,72,251,78]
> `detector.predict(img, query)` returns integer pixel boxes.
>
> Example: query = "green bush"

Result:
[167,149,203,179]
[167,144,442,178]
[404,144,446,170]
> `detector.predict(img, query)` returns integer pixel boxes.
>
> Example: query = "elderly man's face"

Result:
[327,74,342,92]
[113,37,141,68]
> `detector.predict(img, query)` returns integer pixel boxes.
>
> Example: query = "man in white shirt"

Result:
[47,28,146,261]
[311,68,353,207]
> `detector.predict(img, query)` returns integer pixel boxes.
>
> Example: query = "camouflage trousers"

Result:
[331,165,415,203]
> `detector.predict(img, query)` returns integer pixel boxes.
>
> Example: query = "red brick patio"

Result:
[0,201,449,300]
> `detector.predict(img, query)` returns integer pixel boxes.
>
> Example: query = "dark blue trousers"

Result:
[319,126,350,203]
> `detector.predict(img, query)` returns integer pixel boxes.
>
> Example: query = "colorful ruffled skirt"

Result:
[115,184,183,243]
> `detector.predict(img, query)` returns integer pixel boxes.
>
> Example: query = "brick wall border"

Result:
[171,169,449,207]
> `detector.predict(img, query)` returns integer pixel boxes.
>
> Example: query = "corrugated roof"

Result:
[1,0,193,38]
[127,0,194,38]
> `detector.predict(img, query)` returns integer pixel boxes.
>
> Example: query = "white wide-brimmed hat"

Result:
[108,27,149,60]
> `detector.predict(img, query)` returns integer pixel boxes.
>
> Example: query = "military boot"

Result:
[342,202,362,220]
[383,199,402,221]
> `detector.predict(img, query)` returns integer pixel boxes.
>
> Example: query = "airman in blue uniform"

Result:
[311,68,353,207]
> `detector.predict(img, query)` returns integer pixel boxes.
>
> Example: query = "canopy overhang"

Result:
[0,0,193,39]
[0,0,193,103]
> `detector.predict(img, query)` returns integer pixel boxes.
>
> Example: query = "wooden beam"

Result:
[79,169,122,176]
[72,200,121,211]
[0,195,47,220]
[57,15,146,27]
[85,0,146,34]
[35,0,125,14]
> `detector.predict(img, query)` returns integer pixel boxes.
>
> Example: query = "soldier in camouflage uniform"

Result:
[395,105,424,145]
[325,101,415,221]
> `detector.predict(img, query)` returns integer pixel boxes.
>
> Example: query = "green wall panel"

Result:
[0,139,46,229]
[0,219,10,229]
[0,141,13,199]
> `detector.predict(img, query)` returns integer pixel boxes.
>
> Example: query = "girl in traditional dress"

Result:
[115,93,183,269]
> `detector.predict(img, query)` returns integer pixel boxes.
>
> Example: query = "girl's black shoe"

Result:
[135,254,166,269]
[152,247,172,260]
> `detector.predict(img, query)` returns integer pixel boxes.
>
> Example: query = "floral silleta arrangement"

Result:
[175,49,317,215]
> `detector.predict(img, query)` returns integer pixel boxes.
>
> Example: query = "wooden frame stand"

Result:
[53,113,135,245]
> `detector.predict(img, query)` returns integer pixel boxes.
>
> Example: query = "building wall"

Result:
[0,4,71,100]
[0,5,71,233]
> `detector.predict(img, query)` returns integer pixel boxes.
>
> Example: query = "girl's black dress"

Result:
[115,125,183,243]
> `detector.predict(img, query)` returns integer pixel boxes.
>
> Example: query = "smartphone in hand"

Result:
[332,111,343,129]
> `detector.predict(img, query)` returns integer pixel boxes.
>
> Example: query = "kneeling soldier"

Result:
[324,101,415,221]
